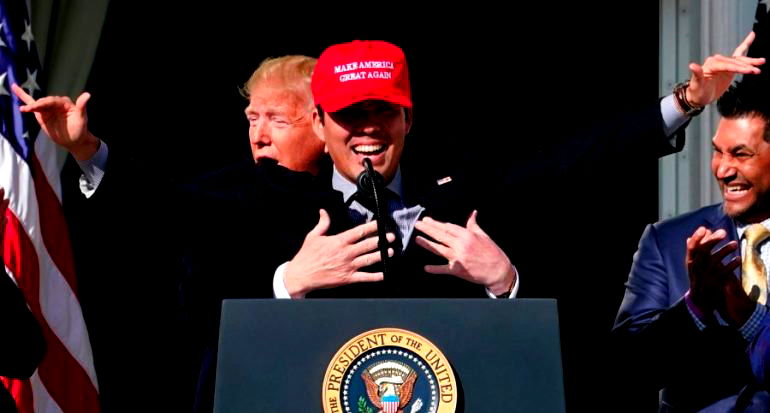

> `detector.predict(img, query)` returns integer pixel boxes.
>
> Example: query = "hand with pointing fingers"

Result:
[11,83,100,161]
[414,210,516,296]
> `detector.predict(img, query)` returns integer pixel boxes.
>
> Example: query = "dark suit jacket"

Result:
[309,168,492,299]
[614,203,770,412]
[184,158,495,301]
[61,151,194,413]
[0,268,45,413]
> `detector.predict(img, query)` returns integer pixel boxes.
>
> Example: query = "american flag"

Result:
[0,1,99,412]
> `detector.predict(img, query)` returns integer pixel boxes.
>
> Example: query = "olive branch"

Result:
[357,396,374,413]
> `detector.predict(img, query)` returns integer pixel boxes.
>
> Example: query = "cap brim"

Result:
[320,94,413,113]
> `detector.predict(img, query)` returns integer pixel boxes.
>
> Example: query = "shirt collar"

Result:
[736,217,770,239]
[331,165,403,203]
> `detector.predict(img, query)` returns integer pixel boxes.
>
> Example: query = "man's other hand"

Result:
[415,210,515,296]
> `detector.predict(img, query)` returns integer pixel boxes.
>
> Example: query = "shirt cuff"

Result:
[76,140,108,198]
[684,290,709,331]
[661,94,689,139]
[739,303,768,342]
[273,262,300,299]
[485,265,519,299]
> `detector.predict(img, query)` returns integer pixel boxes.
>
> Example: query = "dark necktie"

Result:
[350,189,403,258]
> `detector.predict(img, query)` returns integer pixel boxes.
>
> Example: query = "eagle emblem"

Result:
[361,361,417,413]
[322,329,456,413]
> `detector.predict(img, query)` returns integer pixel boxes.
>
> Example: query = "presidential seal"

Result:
[322,328,457,413]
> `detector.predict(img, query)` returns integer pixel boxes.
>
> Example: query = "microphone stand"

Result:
[357,157,392,280]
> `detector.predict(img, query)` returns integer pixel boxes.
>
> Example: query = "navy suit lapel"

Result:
[705,204,738,241]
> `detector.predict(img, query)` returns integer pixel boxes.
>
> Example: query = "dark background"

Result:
[83,2,662,411]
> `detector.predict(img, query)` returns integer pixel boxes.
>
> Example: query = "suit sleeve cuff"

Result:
[684,290,709,331]
[76,140,108,198]
[273,262,298,299]
[661,94,689,139]
[486,265,519,299]
[739,303,768,342]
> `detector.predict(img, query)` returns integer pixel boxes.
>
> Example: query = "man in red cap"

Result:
[273,40,517,299]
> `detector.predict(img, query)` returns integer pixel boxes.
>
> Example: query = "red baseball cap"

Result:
[312,40,412,113]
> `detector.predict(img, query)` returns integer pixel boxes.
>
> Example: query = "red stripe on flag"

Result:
[4,209,100,413]
[29,154,78,297]
[1,377,34,413]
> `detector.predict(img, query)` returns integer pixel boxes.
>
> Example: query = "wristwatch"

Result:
[673,80,705,117]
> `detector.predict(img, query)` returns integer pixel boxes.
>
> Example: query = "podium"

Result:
[214,299,564,412]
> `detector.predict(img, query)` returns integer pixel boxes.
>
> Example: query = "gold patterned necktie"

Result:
[742,223,770,305]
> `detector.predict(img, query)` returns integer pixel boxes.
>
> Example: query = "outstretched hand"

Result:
[414,210,515,296]
[283,209,395,298]
[11,83,99,161]
[686,31,765,107]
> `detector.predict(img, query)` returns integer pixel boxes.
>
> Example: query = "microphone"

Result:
[356,158,392,280]
[356,158,384,200]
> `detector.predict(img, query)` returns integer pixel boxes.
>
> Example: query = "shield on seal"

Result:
[382,394,399,413]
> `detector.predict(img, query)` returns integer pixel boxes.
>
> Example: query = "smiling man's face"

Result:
[314,100,411,184]
[712,115,770,223]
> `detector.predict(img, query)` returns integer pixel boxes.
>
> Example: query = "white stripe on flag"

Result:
[30,371,63,413]
[33,130,65,203]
